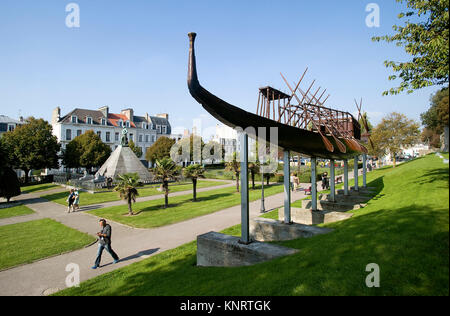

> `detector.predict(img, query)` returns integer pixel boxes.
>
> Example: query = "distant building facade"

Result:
[0,115,24,138]
[51,106,173,165]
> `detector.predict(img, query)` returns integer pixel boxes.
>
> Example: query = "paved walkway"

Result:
[0,169,366,296]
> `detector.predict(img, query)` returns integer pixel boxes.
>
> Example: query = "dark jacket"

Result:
[99,224,112,245]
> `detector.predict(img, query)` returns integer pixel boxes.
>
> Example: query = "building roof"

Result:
[0,115,23,124]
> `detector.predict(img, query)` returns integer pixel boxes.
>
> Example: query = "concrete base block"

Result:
[250,217,332,242]
[279,207,353,225]
[337,189,373,197]
[197,231,299,267]
[301,199,363,211]
[321,193,370,204]
[350,186,377,193]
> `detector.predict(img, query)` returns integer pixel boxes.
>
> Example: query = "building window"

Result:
[142,123,147,129]
[115,132,119,141]
[139,134,143,142]
[97,131,101,140]
[71,116,78,124]
[145,135,149,143]
[152,135,156,142]
[7,124,15,132]
[118,120,123,128]
[106,132,111,142]
[157,125,161,133]
[66,129,72,141]
[86,117,92,125]
[162,126,167,134]
[101,118,106,126]
[77,130,82,137]
[126,121,130,128]
[129,133,133,142]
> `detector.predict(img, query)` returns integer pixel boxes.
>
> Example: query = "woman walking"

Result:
[73,189,80,212]
[66,189,75,213]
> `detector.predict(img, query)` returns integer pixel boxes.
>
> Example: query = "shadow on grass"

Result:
[83,203,448,296]
[417,168,449,187]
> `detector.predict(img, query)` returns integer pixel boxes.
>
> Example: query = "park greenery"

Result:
[113,173,142,216]
[56,154,449,296]
[145,136,175,165]
[153,158,180,208]
[370,112,420,166]
[0,218,95,271]
[0,204,34,220]
[182,164,206,202]
[1,117,60,184]
[372,0,449,95]
[62,130,111,171]
[421,87,449,148]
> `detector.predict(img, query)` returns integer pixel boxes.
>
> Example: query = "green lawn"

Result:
[0,219,95,270]
[87,184,284,228]
[41,180,228,206]
[57,154,448,296]
[20,183,60,194]
[0,204,35,220]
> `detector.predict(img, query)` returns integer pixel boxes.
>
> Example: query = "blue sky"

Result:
[0,0,444,138]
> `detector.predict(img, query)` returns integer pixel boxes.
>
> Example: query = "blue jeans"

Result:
[94,243,119,267]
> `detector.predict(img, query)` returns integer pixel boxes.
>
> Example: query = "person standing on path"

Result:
[92,219,120,269]
[73,189,80,212]
[66,189,75,213]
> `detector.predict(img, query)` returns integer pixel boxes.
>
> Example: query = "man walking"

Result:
[92,219,120,269]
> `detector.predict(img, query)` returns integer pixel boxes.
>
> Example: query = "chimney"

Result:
[51,107,61,125]
[121,108,134,122]
[156,113,169,121]
[99,106,109,118]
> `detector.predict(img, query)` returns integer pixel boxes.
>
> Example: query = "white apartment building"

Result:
[51,106,172,166]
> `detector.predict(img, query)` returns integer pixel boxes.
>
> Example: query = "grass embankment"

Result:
[41,180,227,206]
[20,183,60,194]
[57,155,449,296]
[0,204,35,220]
[87,184,284,228]
[0,219,95,270]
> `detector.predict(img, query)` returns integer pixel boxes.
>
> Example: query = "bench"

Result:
[304,186,312,195]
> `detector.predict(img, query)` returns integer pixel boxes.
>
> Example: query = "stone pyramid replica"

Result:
[96,145,153,183]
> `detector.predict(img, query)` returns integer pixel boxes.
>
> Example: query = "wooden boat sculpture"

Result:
[187,32,367,159]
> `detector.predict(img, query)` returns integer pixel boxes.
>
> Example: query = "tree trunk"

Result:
[266,175,270,186]
[164,181,169,208]
[192,178,197,202]
[127,199,134,215]
[393,155,396,168]
[251,172,255,189]
[23,168,29,185]
[236,173,240,192]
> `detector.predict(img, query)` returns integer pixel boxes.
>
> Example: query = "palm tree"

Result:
[182,164,205,202]
[113,173,142,215]
[225,152,240,192]
[153,158,179,208]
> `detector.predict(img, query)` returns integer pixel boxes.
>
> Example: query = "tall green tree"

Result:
[1,117,60,184]
[62,130,111,171]
[421,87,449,133]
[176,135,205,163]
[146,136,176,165]
[372,0,449,95]
[114,173,142,216]
[128,139,143,158]
[153,158,180,208]
[371,112,420,167]
[182,164,205,202]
